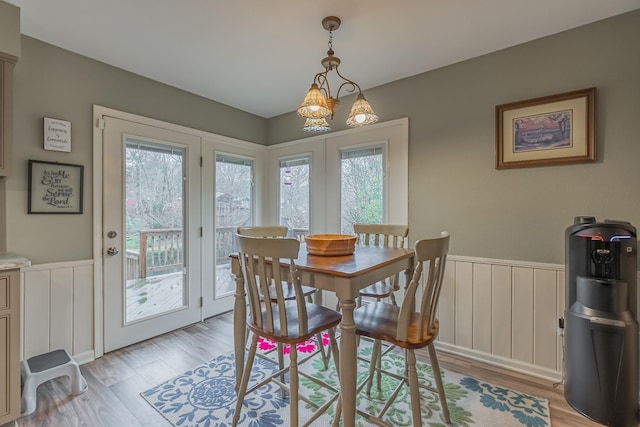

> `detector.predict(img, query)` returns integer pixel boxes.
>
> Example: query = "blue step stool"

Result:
[20,349,88,416]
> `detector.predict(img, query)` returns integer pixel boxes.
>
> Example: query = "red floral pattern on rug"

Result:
[257,333,329,354]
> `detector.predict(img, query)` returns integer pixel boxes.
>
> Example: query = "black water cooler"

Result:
[565,216,639,426]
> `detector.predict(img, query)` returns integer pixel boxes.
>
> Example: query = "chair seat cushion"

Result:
[359,281,394,298]
[354,302,439,349]
[250,302,341,344]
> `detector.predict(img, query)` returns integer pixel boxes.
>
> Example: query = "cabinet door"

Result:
[0,271,19,424]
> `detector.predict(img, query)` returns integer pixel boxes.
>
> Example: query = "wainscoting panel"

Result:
[533,269,558,370]
[73,264,94,357]
[472,263,492,354]
[21,260,94,362]
[437,261,455,343]
[437,256,566,380]
[17,256,639,382]
[512,266,534,365]
[22,269,50,359]
[454,261,473,348]
[491,265,512,359]
[49,267,73,354]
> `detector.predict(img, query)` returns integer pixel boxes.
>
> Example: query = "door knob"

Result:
[106,247,119,256]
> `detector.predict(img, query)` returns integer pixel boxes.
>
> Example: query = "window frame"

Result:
[267,118,409,235]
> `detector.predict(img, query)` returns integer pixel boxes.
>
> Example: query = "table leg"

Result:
[233,268,246,392]
[404,264,414,290]
[339,297,357,427]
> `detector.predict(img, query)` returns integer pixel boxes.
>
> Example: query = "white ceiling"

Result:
[6,0,640,118]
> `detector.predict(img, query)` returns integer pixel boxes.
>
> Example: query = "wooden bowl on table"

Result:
[305,234,357,256]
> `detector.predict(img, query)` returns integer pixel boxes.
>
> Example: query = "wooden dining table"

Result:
[230,243,415,427]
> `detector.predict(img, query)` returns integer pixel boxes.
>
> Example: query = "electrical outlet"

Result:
[558,317,565,336]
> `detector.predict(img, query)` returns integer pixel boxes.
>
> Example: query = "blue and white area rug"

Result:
[141,346,550,426]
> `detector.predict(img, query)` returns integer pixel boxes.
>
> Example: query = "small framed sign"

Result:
[28,160,83,214]
[44,117,72,152]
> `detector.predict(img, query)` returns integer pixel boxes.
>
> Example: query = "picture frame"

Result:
[496,87,596,169]
[28,160,83,214]
[43,117,72,152]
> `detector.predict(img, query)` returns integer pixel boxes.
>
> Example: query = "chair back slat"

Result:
[397,231,450,342]
[241,251,264,330]
[354,223,409,248]
[236,234,308,337]
[354,223,409,291]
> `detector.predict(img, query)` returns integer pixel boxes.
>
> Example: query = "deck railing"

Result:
[216,226,236,265]
[126,250,141,280]
[127,228,183,279]
[126,226,309,279]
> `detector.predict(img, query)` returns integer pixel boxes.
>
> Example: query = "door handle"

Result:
[106,247,119,256]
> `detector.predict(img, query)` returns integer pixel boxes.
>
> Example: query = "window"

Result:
[268,118,408,235]
[214,153,254,297]
[279,156,310,239]
[125,140,186,321]
[340,146,384,233]
[215,154,254,228]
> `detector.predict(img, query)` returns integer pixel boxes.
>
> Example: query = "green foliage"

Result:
[341,153,384,233]
[279,162,310,230]
[125,144,184,239]
[215,159,253,227]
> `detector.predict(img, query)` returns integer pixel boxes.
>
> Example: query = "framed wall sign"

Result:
[496,87,596,169]
[44,117,72,152]
[28,160,83,214]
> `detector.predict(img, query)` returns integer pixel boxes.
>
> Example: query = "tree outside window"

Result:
[341,147,384,234]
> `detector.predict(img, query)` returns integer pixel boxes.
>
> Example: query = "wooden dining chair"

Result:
[237,225,288,237]
[353,223,409,306]
[348,231,451,426]
[236,226,330,369]
[237,226,317,300]
[232,234,342,427]
[344,224,410,387]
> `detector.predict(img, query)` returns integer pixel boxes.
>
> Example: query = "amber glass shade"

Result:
[297,84,331,118]
[302,118,331,132]
[346,94,378,127]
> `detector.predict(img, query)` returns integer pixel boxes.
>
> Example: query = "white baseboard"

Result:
[435,341,562,383]
[72,350,95,366]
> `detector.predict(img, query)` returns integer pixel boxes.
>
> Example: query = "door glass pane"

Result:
[125,140,186,322]
[215,154,254,298]
[340,146,384,233]
[279,156,310,240]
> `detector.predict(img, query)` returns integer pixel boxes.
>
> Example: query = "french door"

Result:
[201,142,261,317]
[102,117,202,352]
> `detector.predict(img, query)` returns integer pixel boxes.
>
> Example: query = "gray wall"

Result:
[270,10,640,264]
[6,36,267,264]
[5,10,640,265]
[0,0,20,59]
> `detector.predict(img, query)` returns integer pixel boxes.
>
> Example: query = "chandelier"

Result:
[297,16,378,132]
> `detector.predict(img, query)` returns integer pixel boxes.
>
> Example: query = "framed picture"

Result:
[496,87,596,169]
[43,117,72,152]
[28,160,83,214]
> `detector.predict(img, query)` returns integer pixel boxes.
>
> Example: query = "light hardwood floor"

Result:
[5,311,601,427]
